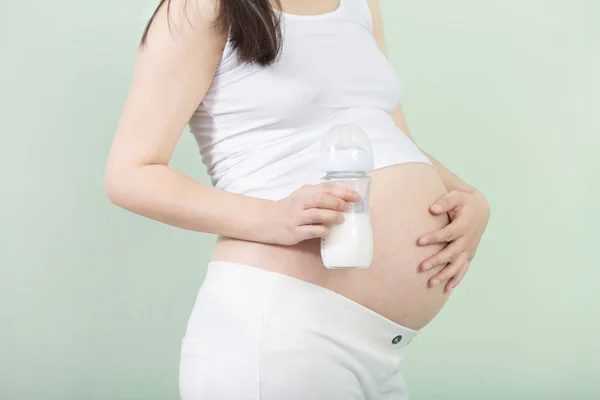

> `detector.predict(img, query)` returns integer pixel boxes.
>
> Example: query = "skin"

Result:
[106,0,489,298]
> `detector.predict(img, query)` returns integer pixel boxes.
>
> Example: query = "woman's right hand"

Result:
[264,184,361,245]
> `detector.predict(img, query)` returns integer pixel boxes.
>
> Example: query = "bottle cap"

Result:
[320,124,374,172]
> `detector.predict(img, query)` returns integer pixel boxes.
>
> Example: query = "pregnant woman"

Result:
[105,0,490,398]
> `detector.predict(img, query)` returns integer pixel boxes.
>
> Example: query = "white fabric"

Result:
[179,262,417,400]
[188,0,432,201]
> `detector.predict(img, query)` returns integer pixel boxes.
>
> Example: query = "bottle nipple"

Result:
[320,124,374,173]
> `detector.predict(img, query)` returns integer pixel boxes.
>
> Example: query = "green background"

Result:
[1,0,598,399]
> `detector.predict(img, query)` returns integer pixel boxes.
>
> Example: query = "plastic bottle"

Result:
[320,124,374,269]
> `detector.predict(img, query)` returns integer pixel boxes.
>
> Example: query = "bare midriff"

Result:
[211,162,450,330]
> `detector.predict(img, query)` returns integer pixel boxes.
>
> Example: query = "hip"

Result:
[180,262,414,400]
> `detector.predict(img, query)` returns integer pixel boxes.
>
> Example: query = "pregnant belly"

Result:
[212,163,451,330]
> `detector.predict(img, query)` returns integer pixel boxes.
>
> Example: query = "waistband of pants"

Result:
[199,261,418,352]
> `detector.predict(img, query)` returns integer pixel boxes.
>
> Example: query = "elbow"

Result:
[104,173,124,207]
[104,165,133,208]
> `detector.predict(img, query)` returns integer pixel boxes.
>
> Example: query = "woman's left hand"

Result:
[418,190,490,293]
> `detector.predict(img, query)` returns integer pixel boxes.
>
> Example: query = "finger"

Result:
[420,241,463,271]
[321,184,361,203]
[309,193,350,213]
[418,224,461,246]
[429,253,469,288]
[301,208,344,226]
[296,224,331,241]
[445,260,471,293]
[430,191,466,214]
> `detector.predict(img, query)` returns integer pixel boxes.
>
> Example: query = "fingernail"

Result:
[419,237,428,245]
[345,204,352,212]
[431,204,442,212]
[422,263,431,271]
[431,280,440,287]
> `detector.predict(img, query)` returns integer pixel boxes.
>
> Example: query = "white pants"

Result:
[179,262,418,400]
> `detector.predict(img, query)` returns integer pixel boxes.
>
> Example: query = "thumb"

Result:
[430,191,465,214]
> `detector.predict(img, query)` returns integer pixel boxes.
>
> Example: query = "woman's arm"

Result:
[105,0,269,241]
[105,0,357,245]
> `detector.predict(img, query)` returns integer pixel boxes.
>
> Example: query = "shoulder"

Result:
[138,0,226,89]
[163,0,220,23]
[143,0,224,49]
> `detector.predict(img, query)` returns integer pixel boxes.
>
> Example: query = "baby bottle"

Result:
[320,124,374,269]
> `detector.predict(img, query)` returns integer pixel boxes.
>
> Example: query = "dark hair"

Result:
[141,0,282,66]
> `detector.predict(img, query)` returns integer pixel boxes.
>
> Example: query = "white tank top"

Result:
[188,0,432,201]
